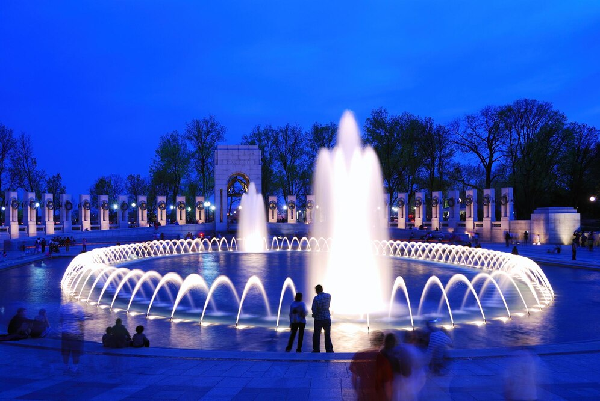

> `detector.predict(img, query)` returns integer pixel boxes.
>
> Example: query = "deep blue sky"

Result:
[1,1,599,197]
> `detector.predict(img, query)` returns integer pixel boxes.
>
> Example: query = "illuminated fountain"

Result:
[310,110,390,315]
[238,182,267,252]
[58,111,556,343]
[60,239,554,331]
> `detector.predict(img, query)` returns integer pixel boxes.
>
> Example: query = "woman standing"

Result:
[286,293,308,352]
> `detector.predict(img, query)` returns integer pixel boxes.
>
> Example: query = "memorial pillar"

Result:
[500,188,514,239]
[398,193,407,229]
[431,191,442,231]
[446,190,460,230]
[79,195,91,232]
[117,195,129,229]
[60,194,73,233]
[5,191,20,239]
[98,195,110,230]
[268,196,278,223]
[414,191,425,228]
[306,195,315,224]
[137,196,148,227]
[287,195,296,223]
[157,196,167,227]
[465,189,478,233]
[24,192,37,237]
[482,188,495,241]
[42,194,55,235]
[176,196,186,225]
[194,196,204,224]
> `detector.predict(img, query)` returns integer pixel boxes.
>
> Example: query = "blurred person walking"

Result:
[60,301,85,374]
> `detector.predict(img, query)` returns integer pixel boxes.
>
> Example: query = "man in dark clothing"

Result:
[8,308,32,337]
[111,318,131,347]
[311,284,333,353]
[41,238,46,253]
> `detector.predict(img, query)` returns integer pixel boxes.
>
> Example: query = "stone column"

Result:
[414,191,425,228]
[157,196,167,227]
[446,190,460,230]
[98,195,110,230]
[42,194,55,235]
[286,195,296,223]
[176,196,186,225]
[117,195,129,229]
[24,192,37,237]
[138,196,148,227]
[500,188,514,240]
[5,191,20,239]
[60,194,73,233]
[79,195,91,232]
[500,188,514,220]
[268,196,278,223]
[465,189,478,233]
[195,196,205,224]
[431,191,442,231]
[482,188,495,241]
[383,193,390,227]
[306,195,315,224]
[398,193,407,229]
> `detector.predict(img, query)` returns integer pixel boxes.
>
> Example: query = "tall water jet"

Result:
[309,111,390,315]
[238,182,267,253]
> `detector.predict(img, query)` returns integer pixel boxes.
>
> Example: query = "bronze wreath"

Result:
[140,201,147,211]
[483,195,491,206]
[101,201,109,211]
[288,201,296,210]
[46,200,54,210]
[65,200,73,211]
[398,198,405,207]
[158,201,166,210]
[29,199,36,210]
[177,201,186,211]
[82,200,91,211]
[120,201,128,211]
[306,200,314,210]
[10,198,19,210]
[196,201,204,210]
[432,197,439,207]
[415,197,422,208]
[501,195,508,206]
[269,200,277,210]
[447,197,455,207]
[465,196,473,206]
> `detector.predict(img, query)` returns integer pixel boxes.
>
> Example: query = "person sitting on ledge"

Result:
[102,327,114,347]
[547,245,561,254]
[31,308,50,338]
[111,318,131,348]
[132,325,150,348]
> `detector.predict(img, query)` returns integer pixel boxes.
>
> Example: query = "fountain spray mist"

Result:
[309,111,390,316]
[238,182,267,252]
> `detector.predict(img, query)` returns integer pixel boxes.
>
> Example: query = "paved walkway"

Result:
[1,240,599,400]
[1,338,600,400]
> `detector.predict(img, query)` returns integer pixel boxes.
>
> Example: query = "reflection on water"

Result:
[0,254,598,351]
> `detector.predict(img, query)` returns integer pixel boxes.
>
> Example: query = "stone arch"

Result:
[213,145,261,232]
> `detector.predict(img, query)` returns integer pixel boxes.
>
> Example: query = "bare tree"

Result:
[8,132,46,197]
[0,123,15,193]
[185,116,225,198]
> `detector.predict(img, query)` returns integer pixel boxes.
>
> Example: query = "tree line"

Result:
[2,98,599,220]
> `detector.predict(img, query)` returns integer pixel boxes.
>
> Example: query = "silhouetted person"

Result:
[102,327,114,347]
[589,232,594,251]
[523,231,528,245]
[65,237,70,252]
[81,238,86,252]
[7,308,32,338]
[286,292,308,352]
[511,246,519,255]
[41,238,46,253]
[572,240,577,260]
[132,325,150,348]
[505,231,510,247]
[311,284,333,353]
[350,331,392,401]
[60,302,85,374]
[31,308,50,338]
[111,318,131,348]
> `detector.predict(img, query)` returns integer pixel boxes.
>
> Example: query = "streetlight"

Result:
[591,196,597,202]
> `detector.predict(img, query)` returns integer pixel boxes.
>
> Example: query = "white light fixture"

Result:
[35,202,40,208]
[131,202,136,207]
[204,201,210,207]
[113,204,118,210]
[591,196,597,202]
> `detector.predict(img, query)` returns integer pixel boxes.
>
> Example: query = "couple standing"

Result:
[286,284,334,353]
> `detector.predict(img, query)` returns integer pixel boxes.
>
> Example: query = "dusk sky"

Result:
[1,1,599,198]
